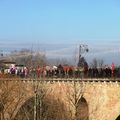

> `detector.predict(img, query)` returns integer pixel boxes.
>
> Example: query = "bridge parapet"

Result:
[0,78,120,82]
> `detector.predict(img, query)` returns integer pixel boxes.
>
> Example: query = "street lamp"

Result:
[79,44,88,59]
[78,44,89,67]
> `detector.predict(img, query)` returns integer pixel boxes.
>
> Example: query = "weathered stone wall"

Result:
[83,82,120,120]
[0,79,120,120]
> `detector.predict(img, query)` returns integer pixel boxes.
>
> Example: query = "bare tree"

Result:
[0,80,28,120]
[97,59,104,68]
[90,58,104,68]
[65,81,88,120]
[12,81,49,120]
[8,49,47,68]
[13,81,69,120]
[65,81,106,120]
[90,58,98,68]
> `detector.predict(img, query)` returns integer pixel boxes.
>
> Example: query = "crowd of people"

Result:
[1,63,120,79]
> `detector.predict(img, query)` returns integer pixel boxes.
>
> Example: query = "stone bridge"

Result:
[0,78,120,120]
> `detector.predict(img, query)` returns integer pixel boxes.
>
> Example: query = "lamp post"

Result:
[78,44,88,60]
[77,44,89,67]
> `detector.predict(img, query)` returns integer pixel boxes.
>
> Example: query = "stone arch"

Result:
[13,95,70,120]
[116,115,120,120]
[11,95,34,120]
[14,97,34,120]
[77,96,89,120]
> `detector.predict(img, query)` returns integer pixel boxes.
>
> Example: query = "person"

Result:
[24,67,28,78]
[84,62,88,78]
[111,63,115,78]
[117,66,120,78]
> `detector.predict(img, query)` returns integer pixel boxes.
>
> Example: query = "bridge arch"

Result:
[14,97,34,120]
[11,95,34,120]
[77,96,89,120]
[116,115,120,120]
[14,95,70,120]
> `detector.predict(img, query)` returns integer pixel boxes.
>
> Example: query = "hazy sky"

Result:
[0,0,120,64]
[0,0,120,44]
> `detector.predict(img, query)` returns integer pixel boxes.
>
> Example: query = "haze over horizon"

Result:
[0,0,120,65]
